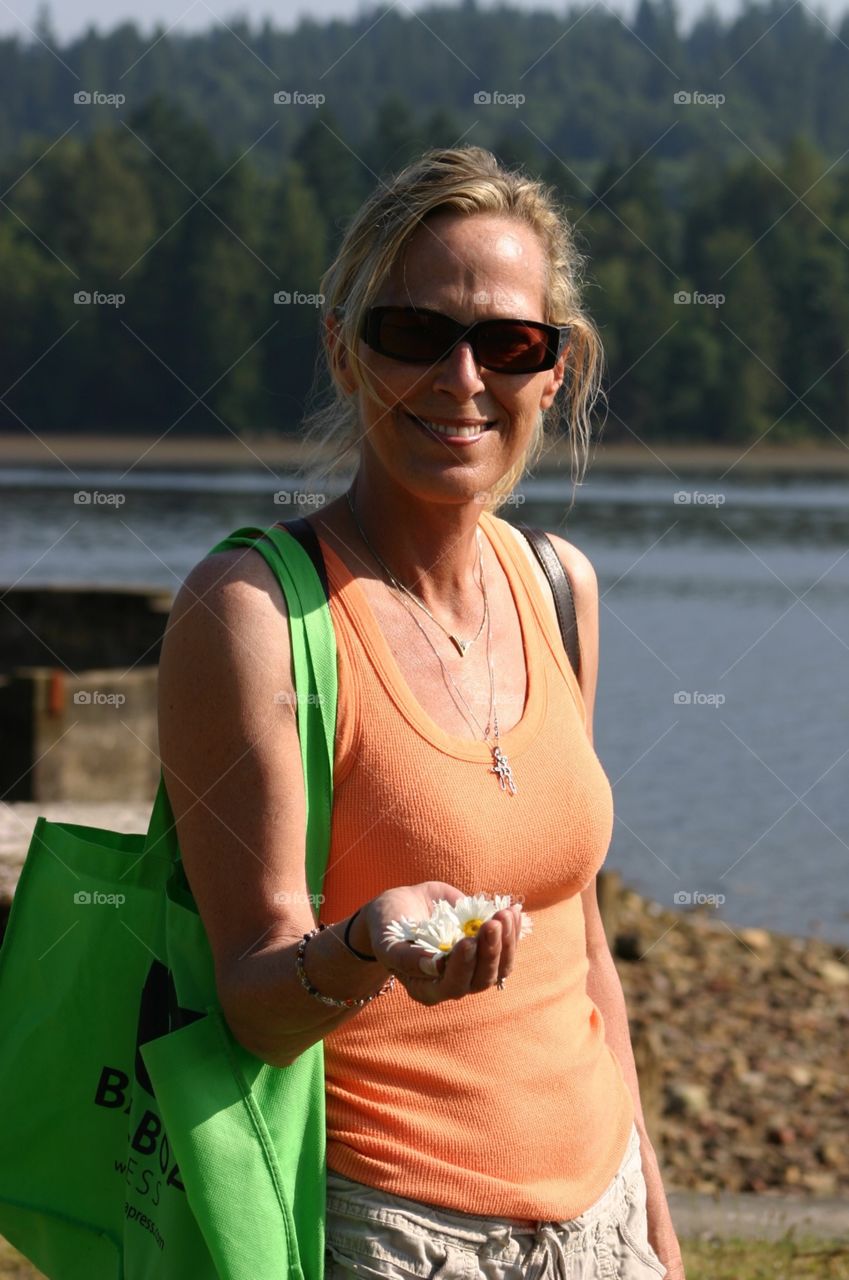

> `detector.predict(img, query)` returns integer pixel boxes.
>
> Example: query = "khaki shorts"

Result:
[324,1122,667,1279]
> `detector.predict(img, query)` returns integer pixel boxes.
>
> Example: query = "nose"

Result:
[429,340,487,398]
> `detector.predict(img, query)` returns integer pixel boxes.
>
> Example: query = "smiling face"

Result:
[329,211,567,507]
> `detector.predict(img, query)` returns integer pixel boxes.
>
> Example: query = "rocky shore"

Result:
[603,873,849,1198]
[1,804,846,1200]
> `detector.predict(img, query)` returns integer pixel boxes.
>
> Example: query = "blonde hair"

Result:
[294,145,606,513]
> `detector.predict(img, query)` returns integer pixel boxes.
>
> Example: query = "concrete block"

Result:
[0,666,160,802]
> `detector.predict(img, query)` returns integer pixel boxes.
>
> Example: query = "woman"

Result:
[158,146,685,1279]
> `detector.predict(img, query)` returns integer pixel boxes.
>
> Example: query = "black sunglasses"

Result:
[359,306,571,374]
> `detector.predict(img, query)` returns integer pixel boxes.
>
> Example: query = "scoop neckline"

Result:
[315,511,546,763]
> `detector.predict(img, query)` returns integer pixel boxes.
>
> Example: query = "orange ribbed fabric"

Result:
[316,510,634,1221]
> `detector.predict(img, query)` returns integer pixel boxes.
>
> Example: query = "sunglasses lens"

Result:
[377,309,450,361]
[478,322,552,372]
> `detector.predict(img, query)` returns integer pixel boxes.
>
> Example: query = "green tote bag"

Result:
[0,519,336,1280]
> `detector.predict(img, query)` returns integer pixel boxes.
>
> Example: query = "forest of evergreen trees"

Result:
[1,0,848,445]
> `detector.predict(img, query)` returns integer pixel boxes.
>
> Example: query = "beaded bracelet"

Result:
[296,924,395,1008]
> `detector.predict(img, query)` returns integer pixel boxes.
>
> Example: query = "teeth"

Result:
[413,416,488,438]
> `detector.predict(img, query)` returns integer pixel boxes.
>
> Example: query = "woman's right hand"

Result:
[362,883,525,1006]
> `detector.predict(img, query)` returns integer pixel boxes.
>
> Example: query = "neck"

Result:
[345,470,486,619]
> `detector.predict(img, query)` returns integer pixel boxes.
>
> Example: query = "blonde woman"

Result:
[158,146,685,1280]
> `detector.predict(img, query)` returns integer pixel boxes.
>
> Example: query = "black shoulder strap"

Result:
[274,517,330,600]
[516,525,580,681]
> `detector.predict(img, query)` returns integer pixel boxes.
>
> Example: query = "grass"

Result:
[3,1234,849,1278]
[682,1236,849,1278]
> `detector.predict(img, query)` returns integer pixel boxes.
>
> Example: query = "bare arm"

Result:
[157,545,522,1067]
[156,546,392,1067]
[547,534,685,1279]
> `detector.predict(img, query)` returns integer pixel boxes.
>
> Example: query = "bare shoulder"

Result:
[171,544,291,629]
[163,544,293,693]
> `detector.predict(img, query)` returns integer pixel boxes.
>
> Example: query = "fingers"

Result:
[471,908,516,991]
[391,938,473,1005]
[466,918,499,992]
[434,937,478,1000]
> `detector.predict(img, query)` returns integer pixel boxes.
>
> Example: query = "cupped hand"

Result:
[363,882,525,1007]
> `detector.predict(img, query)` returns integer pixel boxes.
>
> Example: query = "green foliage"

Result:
[0,3,847,446]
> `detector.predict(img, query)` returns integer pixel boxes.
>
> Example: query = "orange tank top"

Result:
[315,510,634,1221]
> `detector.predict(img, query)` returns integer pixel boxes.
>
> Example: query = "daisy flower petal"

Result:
[453,893,499,939]
[381,916,421,949]
[413,913,464,954]
[431,899,461,926]
[411,938,443,956]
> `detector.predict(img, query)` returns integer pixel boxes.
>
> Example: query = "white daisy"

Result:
[453,893,533,940]
[381,916,421,950]
[412,912,465,956]
[381,893,534,959]
[452,893,500,939]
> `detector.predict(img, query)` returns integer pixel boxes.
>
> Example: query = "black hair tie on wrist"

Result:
[344,908,378,962]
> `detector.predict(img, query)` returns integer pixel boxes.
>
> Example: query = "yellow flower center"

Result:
[462,919,485,937]
[438,942,454,951]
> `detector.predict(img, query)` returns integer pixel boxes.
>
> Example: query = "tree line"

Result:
[0,0,847,445]
[5,0,849,174]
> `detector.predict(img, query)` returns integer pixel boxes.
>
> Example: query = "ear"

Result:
[324,309,357,397]
[538,343,569,414]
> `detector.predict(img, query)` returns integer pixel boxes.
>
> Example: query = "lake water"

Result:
[1,464,847,945]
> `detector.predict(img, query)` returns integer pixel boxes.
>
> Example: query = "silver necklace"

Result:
[394,560,518,796]
[346,485,517,795]
[345,487,486,658]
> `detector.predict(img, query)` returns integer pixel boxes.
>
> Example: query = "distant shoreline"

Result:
[2,433,848,474]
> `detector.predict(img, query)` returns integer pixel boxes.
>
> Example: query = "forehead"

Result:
[381,212,547,317]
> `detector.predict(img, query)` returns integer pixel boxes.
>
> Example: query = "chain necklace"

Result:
[393,557,518,796]
[345,487,486,658]
[345,485,517,795]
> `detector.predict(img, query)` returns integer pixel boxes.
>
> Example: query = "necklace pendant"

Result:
[451,634,470,657]
[490,745,517,796]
